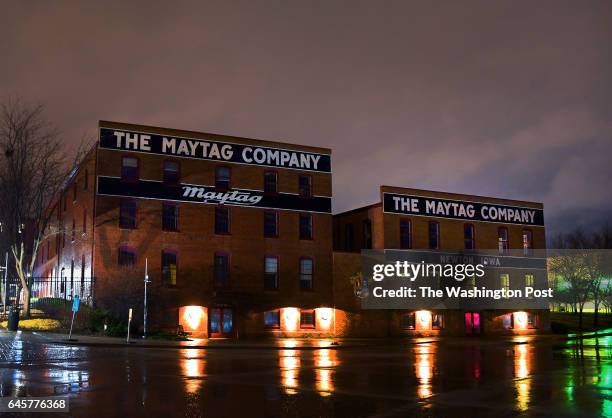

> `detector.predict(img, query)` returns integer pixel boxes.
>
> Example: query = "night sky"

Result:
[2,1,611,236]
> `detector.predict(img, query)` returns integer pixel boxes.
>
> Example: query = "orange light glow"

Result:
[514,311,528,330]
[282,308,300,332]
[280,349,301,394]
[315,348,337,396]
[180,349,205,394]
[415,310,432,331]
[414,343,435,398]
[316,307,333,331]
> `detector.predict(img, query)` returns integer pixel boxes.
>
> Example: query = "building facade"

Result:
[332,185,549,336]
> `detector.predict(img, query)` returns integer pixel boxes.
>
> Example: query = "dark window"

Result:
[432,313,444,329]
[119,199,137,229]
[300,258,313,290]
[118,247,136,267]
[264,211,278,237]
[215,166,231,190]
[121,157,139,182]
[522,230,533,255]
[428,222,440,249]
[298,175,312,198]
[363,220,372,249]
[163,161,180,184]
[264,171,278,194]
[464,224,475,250]
[162,203,179,231]
[215,206,230,234]
[84,169,88,190]
[498,227,509,254]
[264,256,278,290]
[527,312,537,328]
[401,312,416,329]
[214,253,230,287]
[300,310,315,329]
[400,219,412,249]
[162,251,177,285]
[344,224,354,251]
[264,310,280,328]
[299,214,313,240]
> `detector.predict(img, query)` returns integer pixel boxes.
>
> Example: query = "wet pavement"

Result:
[0,331,611,417]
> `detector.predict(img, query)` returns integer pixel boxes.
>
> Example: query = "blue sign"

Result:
[72,296,80,312]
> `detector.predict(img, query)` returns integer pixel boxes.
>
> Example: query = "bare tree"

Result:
[0,99,85,317]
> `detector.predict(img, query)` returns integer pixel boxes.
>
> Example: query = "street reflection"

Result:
[414,343,435,399]
[314,348,337,396]
[279,349,301,394]
[180,349,206,394]
[514,344,531,411]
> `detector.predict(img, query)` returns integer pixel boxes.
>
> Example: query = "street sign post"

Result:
[67,295,80,340]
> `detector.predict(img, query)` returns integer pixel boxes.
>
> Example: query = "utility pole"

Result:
[143,258,150,339]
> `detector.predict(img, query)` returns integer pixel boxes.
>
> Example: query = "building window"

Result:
[118,247,136,267]
[264,211,278,237]
[264,256,278,290]
[299,258,313,290]
[215,166,231,190]
[214,253,230,287]
[162,203,179,231]
[401,312,416,329]
[527,312,537,328]
[264,171,278,194]
[119,199,137,229]
[84,169,88,190]
[464,224,475,250]
[500,274,510,297]
[522,230,533,255]
[344,224,354,251]
[399,219,412,249]
[432,313,444,329]
[298,175,312,198]
[163,161,180,184]
[300,310,315,329]
[525,274,534,298]
[215,206,230,234]
[498,227,509,254]
[299,213,313,240]
[264,310,280,329]
[161,251,177,286]
[428,222,440,249]
[121,157,139,182]
[363,220,372,249]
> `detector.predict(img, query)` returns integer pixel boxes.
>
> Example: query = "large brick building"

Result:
[332,185,549,336]
[36,121,334,337]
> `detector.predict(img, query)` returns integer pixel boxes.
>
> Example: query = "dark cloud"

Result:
[1,1,611,236]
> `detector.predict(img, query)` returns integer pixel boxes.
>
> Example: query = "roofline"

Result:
[333,202,381,217]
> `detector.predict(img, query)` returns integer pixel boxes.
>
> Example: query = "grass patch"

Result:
[1,318,61,331]
[551,312,612,332]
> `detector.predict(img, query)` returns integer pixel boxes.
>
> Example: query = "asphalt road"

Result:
[0,331,610,417]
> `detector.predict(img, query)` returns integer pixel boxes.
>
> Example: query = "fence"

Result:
[0,275,96,312]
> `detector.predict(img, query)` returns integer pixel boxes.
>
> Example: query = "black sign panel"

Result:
[97,176,332,213]
[99,127,331,173]
[383,192,544,226]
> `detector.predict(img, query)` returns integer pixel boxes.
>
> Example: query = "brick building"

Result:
[36,121,334,338]
[332,185,549,336]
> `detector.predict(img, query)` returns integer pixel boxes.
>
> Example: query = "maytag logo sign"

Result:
[383,192,544,226]
[99,127,331,173]
[96,176,331,213]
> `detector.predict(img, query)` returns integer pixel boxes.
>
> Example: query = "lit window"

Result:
[299,214,312,240]
[264,256,278,290]
[300,310,315,329]
[163,161,180,184]
[118,247,136,267]
[498,227,509,254]
[121,157,139,182]
[119,199,137,229]
[264,211,278,237]
[264,310,280,328]
[161,251,177,285]
[214,253,230,287]
[432,313,444,329]
[400,219,411,249]
[428,222,440,249]
[298,175,312,198]
[299,258,313,290]
[522,230,533,255]
[162,203,179,231]
[464,224,475,250]
[264,171,278,194]
[215,166,231,190]
[215,206,230,234]
[525,274,534,298]
[500,274,510,297]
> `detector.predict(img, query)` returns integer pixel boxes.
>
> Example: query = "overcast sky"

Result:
[2,1,611,236]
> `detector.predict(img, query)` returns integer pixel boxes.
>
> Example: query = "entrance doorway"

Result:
[209,307,233,337]
[465,312,481,335]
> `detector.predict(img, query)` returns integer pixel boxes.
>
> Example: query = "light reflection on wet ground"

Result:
[1,331,612,417]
